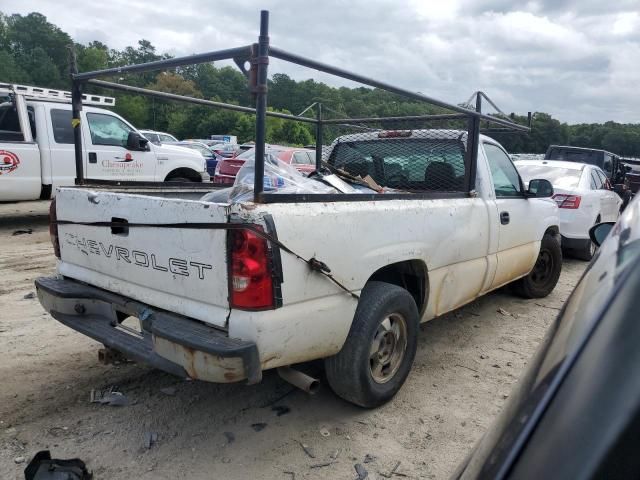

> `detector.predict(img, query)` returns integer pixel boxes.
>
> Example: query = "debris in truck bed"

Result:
[12,229,33,236]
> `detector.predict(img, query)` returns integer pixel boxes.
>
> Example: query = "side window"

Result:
[293,151,311,164]
[27,107,36,140]
[159,134,174,143]
[603,154,613,176]
[50,109,74,144]
[0,105,36,141]
[87,113,132,147]
[591,170,603,190]
[484,143,522,197]
[307,151,316,165]
[596,169,609,187]
[0,105,24,141]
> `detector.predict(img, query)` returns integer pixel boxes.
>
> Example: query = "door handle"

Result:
[88,152,97,164]
[500,211,510,225]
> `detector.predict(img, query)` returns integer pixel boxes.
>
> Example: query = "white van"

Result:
[0,83,209,202]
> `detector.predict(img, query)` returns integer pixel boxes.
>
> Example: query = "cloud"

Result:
[8,0,640,123]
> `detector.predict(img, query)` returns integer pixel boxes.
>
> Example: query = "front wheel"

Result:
[325,281,419,408]
[512,233,562,298]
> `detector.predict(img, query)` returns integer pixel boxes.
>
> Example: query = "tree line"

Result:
[2,11,640,156]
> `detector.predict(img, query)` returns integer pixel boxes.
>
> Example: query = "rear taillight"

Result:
[552,194,582,209]
[49,198,61,258]
[229,227,274,310]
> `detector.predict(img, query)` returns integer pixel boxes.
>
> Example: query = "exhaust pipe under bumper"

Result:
[277,366,320,394]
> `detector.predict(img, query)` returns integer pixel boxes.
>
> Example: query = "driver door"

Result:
[483,143,541,289]
[83,112,156,181]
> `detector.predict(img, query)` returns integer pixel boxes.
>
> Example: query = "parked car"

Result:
[213,146,316,186]
[138,129,178,145]
[453,194,640,480]
[545,145,633,209]
[210,142,240,158]
[165,140,220,178]
[37,130,561,408]
[0,83,208,202]
[516,159,621,260]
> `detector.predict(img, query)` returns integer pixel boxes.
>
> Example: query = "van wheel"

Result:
[513,233,562,298]
[325,281,419,408]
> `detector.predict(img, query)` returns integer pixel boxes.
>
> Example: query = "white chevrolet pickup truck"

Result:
[36,129,561,407]
[0,83,209,202]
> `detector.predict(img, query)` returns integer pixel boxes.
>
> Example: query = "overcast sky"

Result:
[10,0,640,123]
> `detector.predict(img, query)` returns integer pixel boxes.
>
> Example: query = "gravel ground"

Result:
[0,200,586,479]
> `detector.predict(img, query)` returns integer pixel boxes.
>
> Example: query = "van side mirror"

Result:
[527,178,554,198]
[126,131,149,151]
[589,222,615,247]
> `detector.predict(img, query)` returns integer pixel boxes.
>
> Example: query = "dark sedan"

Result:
[165,141,221,178]
[454,194,640,479]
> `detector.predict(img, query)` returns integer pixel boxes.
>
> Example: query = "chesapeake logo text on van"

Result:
[63,233,212,280]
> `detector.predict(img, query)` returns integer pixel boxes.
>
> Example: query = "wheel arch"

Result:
[164,167,202,182]
[366,259,429,317]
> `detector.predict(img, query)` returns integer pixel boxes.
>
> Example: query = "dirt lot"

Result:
[0,200,586,480]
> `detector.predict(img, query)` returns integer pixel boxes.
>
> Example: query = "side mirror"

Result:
[527,178,554,198]
[625,165,632,172]
[126,131,149,151]
[589,222,615,247]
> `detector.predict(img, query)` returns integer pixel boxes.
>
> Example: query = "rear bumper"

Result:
[35,276,261,384]
[561,235,590,251]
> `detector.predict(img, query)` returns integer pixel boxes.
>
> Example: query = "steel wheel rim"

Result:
[531,249,553,286]
[589,240,596,258]
[369,313,408,384]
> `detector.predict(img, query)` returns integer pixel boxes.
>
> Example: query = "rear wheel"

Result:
[325,281,419,408]
[513,233,562,298]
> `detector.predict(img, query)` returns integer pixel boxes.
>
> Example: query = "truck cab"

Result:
[0,83,209,202]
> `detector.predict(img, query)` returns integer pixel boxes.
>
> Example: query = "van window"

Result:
[0,104,36,141]
[87,113,133,147]
[50,109,74,144]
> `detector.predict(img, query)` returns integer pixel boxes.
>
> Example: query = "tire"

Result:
[324,281,419,408]
[513,233,562,298]
[574,216,600,261]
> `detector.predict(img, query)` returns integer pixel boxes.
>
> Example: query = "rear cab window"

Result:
[50,109,74,144]
[329,137,466,191]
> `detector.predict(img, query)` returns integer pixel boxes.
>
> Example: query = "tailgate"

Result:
[56,188,230,328]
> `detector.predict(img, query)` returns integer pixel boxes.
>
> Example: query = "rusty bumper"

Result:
[35,276,261,384]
